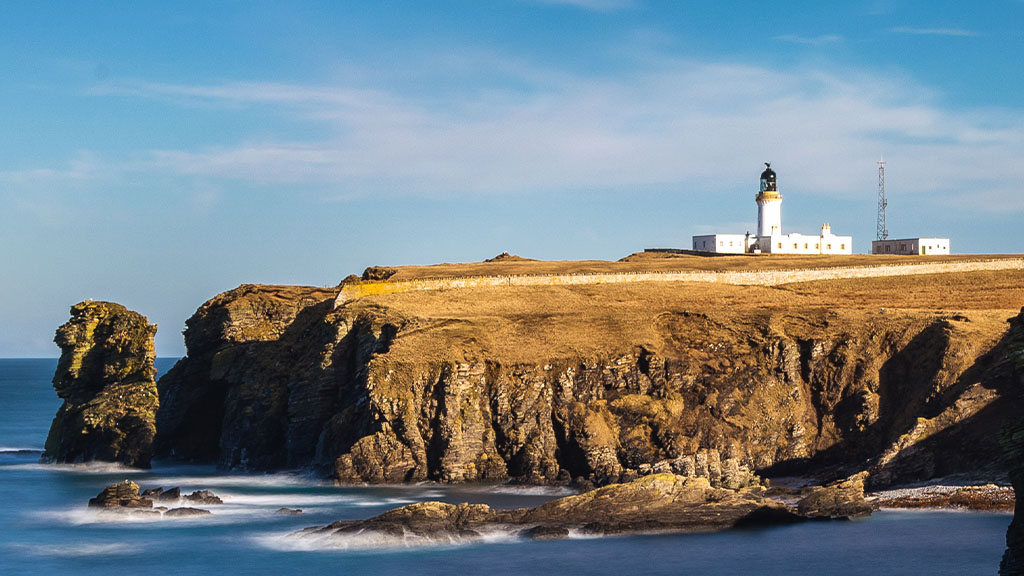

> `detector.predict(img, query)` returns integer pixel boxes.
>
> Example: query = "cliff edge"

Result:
[153,255,1024,487]
[43,301,158,468]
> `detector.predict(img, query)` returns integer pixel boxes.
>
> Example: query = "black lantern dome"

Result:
[760,162,777,192]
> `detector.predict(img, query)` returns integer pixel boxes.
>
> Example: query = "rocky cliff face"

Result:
[44,301,158,468]
[154,279,1024,488]
[1000,311,1024,575]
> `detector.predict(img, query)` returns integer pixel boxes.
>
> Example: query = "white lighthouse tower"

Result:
[756,162,782,237]
[690,162,852,255]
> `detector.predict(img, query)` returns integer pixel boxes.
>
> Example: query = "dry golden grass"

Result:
[343,265,1024,364]
[377,252,1022,282]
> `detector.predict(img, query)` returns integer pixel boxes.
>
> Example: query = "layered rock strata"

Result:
[44,301,158,468]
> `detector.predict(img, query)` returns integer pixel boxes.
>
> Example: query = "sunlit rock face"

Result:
[153,274,1023,490]
[43,301,158,468]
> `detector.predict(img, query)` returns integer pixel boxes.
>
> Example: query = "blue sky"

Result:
[2,0,1023,357]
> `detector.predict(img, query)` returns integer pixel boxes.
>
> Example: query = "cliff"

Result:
[43,301,158,468]
[1000,312,1024,575]
[154,255,1024,487]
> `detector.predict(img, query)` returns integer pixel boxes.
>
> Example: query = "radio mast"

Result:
[876,158,888,241]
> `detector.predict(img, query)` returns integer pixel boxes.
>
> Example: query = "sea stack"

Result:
[43,301,158,468]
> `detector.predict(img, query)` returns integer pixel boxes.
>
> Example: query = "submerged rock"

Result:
[164,507,213,517]
[43,301,158,468]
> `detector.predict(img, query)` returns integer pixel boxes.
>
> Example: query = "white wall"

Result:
[759,233,852,255]
[692,234,749,253]
[872,238,950,255]
[756,198,782,237]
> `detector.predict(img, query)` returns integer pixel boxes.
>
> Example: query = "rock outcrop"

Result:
[44,301,158,468]
[88,480,153,508]
[154,276,1024,489]
[796,472,873,518]
[298,473,803,545]
[1002,417,1024,575]
[1000,311,1024,575]
[86,481,219,518]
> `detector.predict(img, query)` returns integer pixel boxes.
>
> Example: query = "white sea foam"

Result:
[253,526,521,552]
[33,505,285,527]
[0,446,43,453]
[566,528,602,540]
[351,497,417,507]
[3,461,146,474]
[212,491,362,507]
[479,485,575,497]
[143,471,326,489]
[10,542,134,557]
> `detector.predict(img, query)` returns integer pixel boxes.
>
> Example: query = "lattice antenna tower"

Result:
[876,157,888,241]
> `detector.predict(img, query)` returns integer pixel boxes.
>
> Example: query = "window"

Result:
[793,243,798,249]
[841,244,846,250]
[815,244,819,249]
[828,244,832,250]
[777,242,782,249]
[719,241,723,246]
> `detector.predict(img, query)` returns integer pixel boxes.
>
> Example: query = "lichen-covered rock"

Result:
[88,480,153,508]
[43,301,158,468]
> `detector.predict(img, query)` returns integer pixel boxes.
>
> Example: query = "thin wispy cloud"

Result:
[774,34,843,46]
[888,26,978,37]
[531,0,636,11]
[30,54,1024,214]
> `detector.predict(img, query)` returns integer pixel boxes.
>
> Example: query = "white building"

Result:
[692,163,853,255]
[871,237,950,255]
[691,233,749,254]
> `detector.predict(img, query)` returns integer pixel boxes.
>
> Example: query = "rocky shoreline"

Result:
[869,483,1015,512]
[294,472,872,546]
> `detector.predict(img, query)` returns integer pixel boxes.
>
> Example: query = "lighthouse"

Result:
[691,162,853,255]
[756,162,782,237]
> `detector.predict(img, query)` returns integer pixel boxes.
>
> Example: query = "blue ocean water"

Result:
[0,358,1011,575]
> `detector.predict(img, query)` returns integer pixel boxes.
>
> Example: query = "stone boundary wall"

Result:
[335,258,1024,306]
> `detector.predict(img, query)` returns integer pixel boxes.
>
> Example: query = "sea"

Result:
[0,358,1011,576]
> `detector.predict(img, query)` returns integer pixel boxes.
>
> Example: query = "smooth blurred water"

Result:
[0,359,1012,575]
